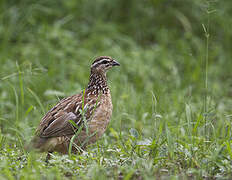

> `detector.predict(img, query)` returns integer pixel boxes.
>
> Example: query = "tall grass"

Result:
[202,1,211,173]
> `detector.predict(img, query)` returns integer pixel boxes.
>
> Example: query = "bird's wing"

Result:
[36,92,99,138]
[40,112,80,137]
[36,94,82,137]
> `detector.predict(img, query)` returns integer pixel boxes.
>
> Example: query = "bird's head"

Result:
[91,56,120,74]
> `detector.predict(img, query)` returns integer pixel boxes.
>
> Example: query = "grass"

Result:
[0,0,232,179]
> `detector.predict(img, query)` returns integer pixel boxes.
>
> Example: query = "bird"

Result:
[29,56,120,157]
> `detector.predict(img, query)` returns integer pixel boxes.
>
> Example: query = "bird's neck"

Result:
[87,71,109,94]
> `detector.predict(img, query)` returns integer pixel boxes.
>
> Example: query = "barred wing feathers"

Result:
[36,91,99,138]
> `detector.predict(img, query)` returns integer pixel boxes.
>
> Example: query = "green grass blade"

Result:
[27,88,45,115]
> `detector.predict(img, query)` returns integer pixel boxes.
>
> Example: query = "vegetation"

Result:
[0,0,231,179]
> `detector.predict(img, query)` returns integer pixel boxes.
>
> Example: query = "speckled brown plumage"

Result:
[30,56,120,155]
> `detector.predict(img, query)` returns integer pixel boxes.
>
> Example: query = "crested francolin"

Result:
[30,56,120,156]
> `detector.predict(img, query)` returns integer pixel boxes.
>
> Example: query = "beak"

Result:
[112,59,120,66]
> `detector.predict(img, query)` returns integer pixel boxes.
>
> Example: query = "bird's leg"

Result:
[45,151,53,163]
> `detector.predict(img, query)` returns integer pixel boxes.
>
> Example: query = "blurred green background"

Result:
[0,0,232,179]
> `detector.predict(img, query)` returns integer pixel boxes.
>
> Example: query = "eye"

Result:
[102,60,108,64]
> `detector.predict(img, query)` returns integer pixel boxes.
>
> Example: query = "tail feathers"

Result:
[24,136,48,152]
